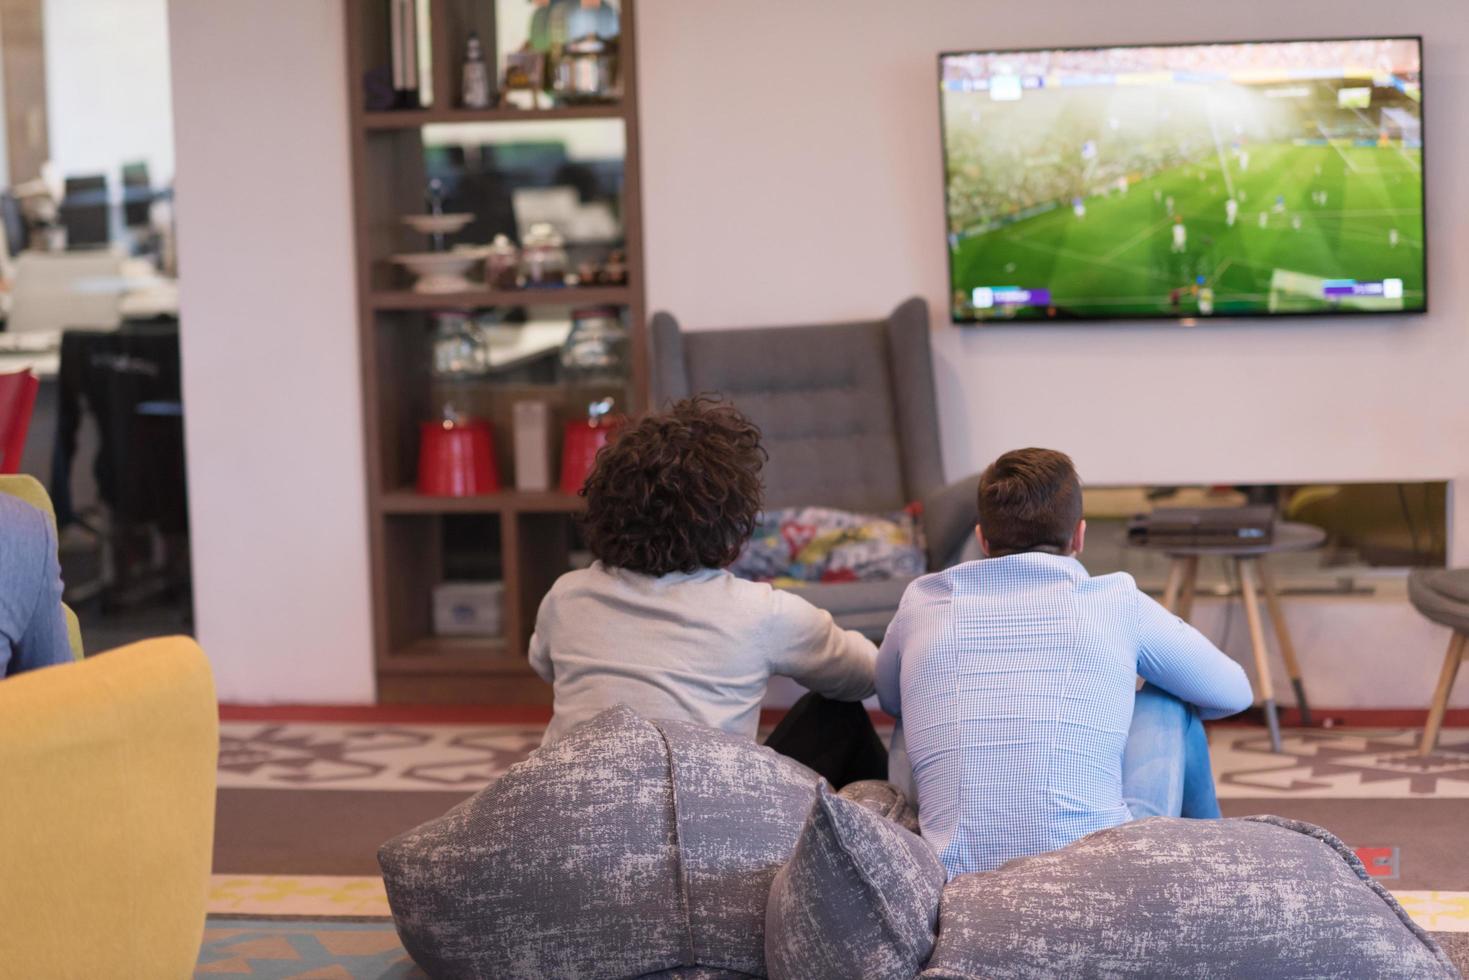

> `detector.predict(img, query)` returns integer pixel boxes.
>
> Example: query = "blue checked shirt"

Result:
[876,553,1252,878]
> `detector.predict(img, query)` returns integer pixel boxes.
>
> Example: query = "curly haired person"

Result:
[529,397,885,783]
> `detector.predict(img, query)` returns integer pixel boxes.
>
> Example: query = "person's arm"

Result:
[528,628,553,683]
[1136,589,1253,719]
[765,588,876,702]
[13,515,72,675]
[526,588,556,683]
[875,614,904,719]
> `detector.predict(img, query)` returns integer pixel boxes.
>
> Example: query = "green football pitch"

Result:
[949,142,1424,319]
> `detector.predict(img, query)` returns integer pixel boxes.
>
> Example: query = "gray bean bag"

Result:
[379,704,821,979]
[922,815,1460,979]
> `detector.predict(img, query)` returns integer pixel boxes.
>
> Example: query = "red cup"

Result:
[559,417,619,494]
[418,418,500,496]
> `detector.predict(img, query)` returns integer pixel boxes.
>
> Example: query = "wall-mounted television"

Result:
[939,37,1425,323]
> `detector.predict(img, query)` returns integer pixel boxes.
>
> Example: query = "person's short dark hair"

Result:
[976,448,1083,557]
[580,396,766,576]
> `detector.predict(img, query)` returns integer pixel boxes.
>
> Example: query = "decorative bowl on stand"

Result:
[392,251,484,294]
[402,213,474,237]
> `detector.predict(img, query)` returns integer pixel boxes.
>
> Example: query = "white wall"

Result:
[168,1,374,702]
[45,0,174,184]
[164,0,1466,705]
[637,0,1469,566]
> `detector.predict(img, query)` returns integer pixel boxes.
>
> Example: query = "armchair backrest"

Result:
[651,297,943,514]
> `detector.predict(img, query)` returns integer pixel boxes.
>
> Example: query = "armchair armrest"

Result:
[921,474,981,571]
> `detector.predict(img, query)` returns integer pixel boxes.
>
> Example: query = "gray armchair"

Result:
[651,297,979,638]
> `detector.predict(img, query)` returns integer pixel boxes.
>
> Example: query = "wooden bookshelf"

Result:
[369,285,632,311]
[378,489,587,514]
[363,104,625,129]
[343,0,647,703]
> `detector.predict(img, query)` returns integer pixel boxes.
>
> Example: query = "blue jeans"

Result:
[1122,683,1222,819]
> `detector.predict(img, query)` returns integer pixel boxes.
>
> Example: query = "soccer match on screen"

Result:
[940,38,1425,322]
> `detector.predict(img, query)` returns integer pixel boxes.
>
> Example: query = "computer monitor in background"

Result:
[121,162,153,228]
[59,174,110,248]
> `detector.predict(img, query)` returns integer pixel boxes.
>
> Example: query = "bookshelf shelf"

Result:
[364,104,624,129]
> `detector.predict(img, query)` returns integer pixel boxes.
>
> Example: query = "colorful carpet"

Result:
[210,876,391,918]
[197,918,421,978]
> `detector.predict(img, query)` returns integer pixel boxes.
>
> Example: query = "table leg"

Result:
[1237,558,1282,753]
[1421,631,1466,756]
[1256,559,1310,727]
[1175,556,1200,622]
[1162,557,1187,614]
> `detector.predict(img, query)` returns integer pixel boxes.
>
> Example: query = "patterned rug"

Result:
[218,719,1469,798]
[1212,727,1469,798]
[218,723,544,792]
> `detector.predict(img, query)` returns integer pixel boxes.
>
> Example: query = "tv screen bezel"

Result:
[936,34,1429,326]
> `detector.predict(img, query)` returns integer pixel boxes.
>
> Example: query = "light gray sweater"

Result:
[529,562,878,745]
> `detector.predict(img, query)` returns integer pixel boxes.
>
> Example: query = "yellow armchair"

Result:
[0,637,218,978]
[0,473,84,660]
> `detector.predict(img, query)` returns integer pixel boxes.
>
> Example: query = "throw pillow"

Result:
[922,815,1460,980]
[767,783,946,980]
[731,505,926,584]
[379,705,822,979]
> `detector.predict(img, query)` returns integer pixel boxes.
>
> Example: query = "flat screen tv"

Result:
[939,37,1425,323]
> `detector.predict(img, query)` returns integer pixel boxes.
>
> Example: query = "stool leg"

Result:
[1257,560,1311,727]
[1175,556,1200,623]
[1421,631,1466,756]
[1238,558,1281,753]
[1162,557,1188,613]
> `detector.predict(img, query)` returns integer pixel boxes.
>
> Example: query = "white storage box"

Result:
[432,580,505,637]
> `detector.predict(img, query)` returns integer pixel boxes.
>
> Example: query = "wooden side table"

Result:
[1131,521,1327,753]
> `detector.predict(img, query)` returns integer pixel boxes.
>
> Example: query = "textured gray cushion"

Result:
[1410,568,1469,633]
[379,705,821,979]
[836,779,921,834]
[922,815,1460,980]
[766,783,946,980]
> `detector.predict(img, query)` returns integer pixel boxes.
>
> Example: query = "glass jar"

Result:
[431,312,488,378]
[560,305,628,379]
[553,34,619,103]
[520,223,568,286]
[485,234,520,290]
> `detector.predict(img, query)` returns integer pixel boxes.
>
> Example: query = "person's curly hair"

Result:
[581,396,766,575]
